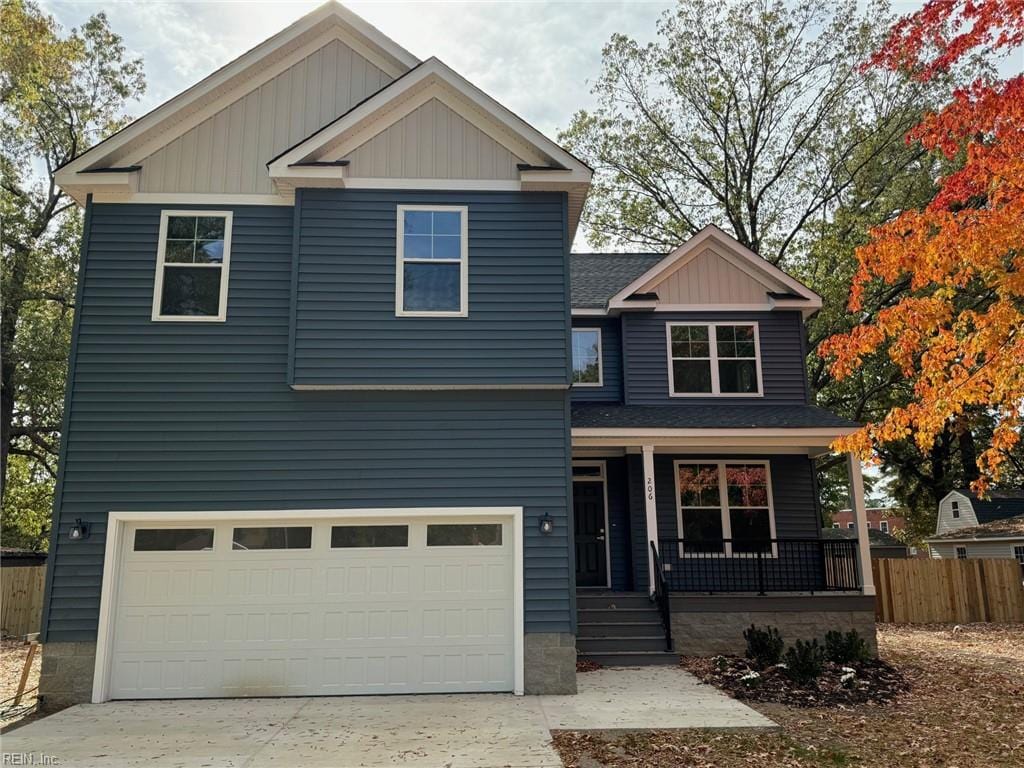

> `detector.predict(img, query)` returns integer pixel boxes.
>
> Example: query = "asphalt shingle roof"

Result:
[571,404,858,430]
[930,512,1024,541]
[570,252,665,309]
[955,489,1024,524]
[821,527,908,548]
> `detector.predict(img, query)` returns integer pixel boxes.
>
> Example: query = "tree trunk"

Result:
[0,247,29,493]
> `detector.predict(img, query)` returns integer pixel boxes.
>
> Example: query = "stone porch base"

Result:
[669,594,877,656]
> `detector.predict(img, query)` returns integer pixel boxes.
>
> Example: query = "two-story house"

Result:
[40,2,876,710]
[928,489,1024,562]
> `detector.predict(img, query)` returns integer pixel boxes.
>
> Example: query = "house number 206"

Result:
[646,477,654,500]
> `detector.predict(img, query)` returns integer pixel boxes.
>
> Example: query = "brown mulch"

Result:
[553,624,1024,767]
[577,659,603,673]
[680,654,908,707]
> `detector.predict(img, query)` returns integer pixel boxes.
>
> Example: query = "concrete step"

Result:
[576,621,665,638]
[578,651,680,667]
[576,593,653,610]
[577,607,663,623]
[576,636,670,653]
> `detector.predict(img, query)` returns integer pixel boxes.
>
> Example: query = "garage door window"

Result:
[134,528,214,551]
[232,526,312,550]
[427,523,502,546]
[331,525,408,548]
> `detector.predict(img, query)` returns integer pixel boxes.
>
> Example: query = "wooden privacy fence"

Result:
[873,558,1024,624]
[1,566,47,638]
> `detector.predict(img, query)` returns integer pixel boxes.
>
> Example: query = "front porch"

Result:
[571,423,877,659]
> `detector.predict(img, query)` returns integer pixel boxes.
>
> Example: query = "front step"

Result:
[576,635,669,653]
[576,591,677,666]
[578,651,679,666]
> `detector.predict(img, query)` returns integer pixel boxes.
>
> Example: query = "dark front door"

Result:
[574,480,608,587]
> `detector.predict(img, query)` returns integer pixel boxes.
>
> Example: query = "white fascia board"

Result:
[56,1,418,182]
[269,58,591,183]
[607,225,821,309]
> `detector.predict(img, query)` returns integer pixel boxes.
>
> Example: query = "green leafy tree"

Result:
[1,0,144,548]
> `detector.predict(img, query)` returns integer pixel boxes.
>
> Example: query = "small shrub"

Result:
[825,629,871,664]
[743,624,784,669]
[739,670,762,688]
[783,639,825,684]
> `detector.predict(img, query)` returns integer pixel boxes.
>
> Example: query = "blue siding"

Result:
[622,311,809,405]
[628,453,820,591]
[292,189,569,386]
[570,317,623,403]
[43,201,573,643]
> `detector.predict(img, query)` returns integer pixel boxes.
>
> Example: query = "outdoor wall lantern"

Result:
[69,518,90,541]
[539,513,555,535]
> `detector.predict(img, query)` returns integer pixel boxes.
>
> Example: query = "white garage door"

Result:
[108,516,515,698]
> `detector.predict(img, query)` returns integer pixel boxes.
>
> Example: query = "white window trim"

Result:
[572,327,604,387]
[92,506,524,703]
[1012,544,1024,564]
[665,322,763,397]
[151,210,233,322]
[395,204,469,317]
[673,459,777,558]
[956,545,968,559]
[572,460,612,588]
[880,520,889,533]
[951,501,960,519]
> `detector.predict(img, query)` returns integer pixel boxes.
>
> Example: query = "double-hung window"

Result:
[675,460,775,555]
[572,328,602,386]
[1013,545,1024,565]
[667,322,761,395]
[152,211,232,321]
[396,205,468,316]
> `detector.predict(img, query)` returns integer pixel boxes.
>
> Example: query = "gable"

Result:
[139,39,393,195]
[640,246,775,305]
[936,491,978,534]
[345,98,524,180]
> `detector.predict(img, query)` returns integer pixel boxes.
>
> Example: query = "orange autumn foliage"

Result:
[818,0,1024,492]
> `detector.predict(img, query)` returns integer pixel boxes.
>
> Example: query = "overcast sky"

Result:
[39,1,1021,146]
[38,0,675,139]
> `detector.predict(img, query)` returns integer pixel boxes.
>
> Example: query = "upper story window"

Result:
[880,520,889,533]
[572,328,603,386]
[951,501,960,519]
[396,205,468,317]
[152,211,232,322]
[666,322,761,396]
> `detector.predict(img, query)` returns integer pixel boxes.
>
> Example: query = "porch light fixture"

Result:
[69,518,90,541]
[539,513,554,536]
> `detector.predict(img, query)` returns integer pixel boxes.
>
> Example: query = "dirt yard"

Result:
[0,638,41,728]
[555,623,1024,768]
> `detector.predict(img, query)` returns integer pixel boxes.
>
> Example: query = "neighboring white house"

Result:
[928,489,1024,562]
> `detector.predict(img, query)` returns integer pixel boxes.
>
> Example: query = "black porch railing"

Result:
[649,541,674,651]
[657,538,861,594]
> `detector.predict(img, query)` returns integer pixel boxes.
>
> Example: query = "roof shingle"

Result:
[570,252,665,309]
[571,404,858,430]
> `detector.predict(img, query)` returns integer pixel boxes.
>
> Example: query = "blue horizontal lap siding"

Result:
[44,201,573,642]
[293,189,568,385]
[570,317,622,403]
[622,311,809,405]
[628,454,821,592]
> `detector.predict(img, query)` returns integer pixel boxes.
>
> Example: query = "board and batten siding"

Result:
[345,98,524,179]
[570,317,623,404]
[291,189,569,386]
[139,39,392,195]
[622,311,809,405]
[42,201,573,644]
[627,453,819,592]
[641,247,770,305]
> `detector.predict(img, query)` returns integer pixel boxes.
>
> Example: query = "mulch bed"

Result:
[576,659,603,673]
[681,654,909,707]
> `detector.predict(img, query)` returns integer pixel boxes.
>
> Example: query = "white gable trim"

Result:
[607,226,821,314]
[268,58,591,185]
[56,2,418,191]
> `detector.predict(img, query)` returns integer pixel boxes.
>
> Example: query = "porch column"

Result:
[847,453,876,596]
[642,445,658,595]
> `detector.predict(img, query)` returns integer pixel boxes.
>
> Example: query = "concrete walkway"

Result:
[2,668,774,767]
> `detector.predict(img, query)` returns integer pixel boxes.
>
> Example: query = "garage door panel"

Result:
[110,517,515,698]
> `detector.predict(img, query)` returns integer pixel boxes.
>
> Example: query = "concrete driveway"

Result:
[2,668,774,768]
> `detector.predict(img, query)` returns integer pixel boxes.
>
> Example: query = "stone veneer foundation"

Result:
[523,632,578,694]
[39,641,96,712]
[670,595,877,656]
